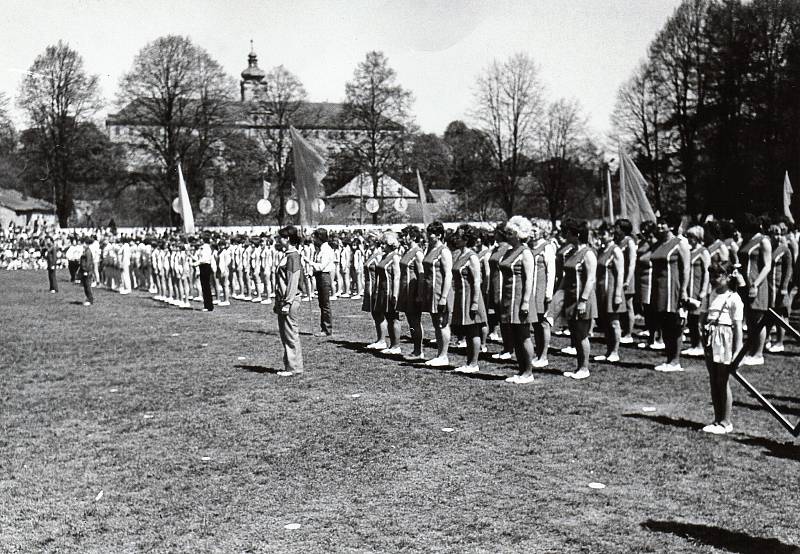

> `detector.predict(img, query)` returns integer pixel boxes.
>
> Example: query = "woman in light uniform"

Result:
[528,220,556,368]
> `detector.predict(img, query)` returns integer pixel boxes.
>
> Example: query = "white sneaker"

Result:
[515,374,535,384]
[491,352,513,360]
[681,347,704,357]
[593,354,607,362]
[637,342,649,349]
[218,301,230,306]
[456,339,467,349]
[702,423,723,434]
[488,332,502,342]
[455,365,479,374]
[366,341,387,350]
[766,344,785,353]
[570,368,590,380]
[560,346,577,356]
[650,341,665,351]
[659,363,684,373]
[532,358,549,368]
[563,371,575,378]
[620,336,634,344]
[424,356,449,367]
[351,294,362,300]
[404,353,426,362]
[261,299,272,305]
[505,375,520,383]
[83,301,92,306]
[606,353,620,363]
[562,329,571,337]
[277,371,294,377]
[654,363,669,372]
[742,355,764,366]
[481,345,488,353]
[381,346,402,355]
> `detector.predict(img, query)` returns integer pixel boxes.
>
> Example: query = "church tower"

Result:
[240,41,266,101]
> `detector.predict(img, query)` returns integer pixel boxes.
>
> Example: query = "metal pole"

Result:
[606,165,615,223]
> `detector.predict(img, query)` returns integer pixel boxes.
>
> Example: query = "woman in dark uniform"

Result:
[450,224,488,373]
[682,225,710,358]
[420,221,453,367]
[363,233,387,350]
[500,216,536,384]
[398,226,426,361]
[594,224,625,363]
[635,221,662,350]
[373,231,402,355]
[487,223,514,360]
[738,214,772,365]
[561,218,597,380]
[650,215,691,372]
[767,223,793,353]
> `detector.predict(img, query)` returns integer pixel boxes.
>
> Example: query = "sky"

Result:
[0,0,682,138]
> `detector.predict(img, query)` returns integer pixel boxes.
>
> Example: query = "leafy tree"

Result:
[17,41,102,225]
[442,120,498,219]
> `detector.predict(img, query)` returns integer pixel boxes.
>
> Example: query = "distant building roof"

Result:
[106,99,402,132]
[329,173,418,199]
[0,188,55,213]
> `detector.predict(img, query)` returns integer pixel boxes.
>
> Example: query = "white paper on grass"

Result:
[441,428,455,433]
[94,490,103,501]
[284,523,301,530]
[588,482,606,489]
[351,394,361,398]
[642,407,657,412]
[201,456,211,461]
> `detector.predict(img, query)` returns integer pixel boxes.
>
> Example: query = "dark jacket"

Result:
[79,246,94,275]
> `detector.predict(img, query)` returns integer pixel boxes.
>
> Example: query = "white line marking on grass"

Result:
[94,490,103,501]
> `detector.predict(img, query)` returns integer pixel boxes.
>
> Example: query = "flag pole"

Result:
[606,163,615,223]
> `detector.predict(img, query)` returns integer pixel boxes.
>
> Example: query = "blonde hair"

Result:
[685,225,704,241]
[505,215,533,240]
[382,231,399,247]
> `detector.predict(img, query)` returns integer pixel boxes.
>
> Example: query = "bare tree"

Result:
[471,52,545,217]
[252,65,308,224]
[116,35,235,220]
[17,41,102,225]
[534,98,599,224]
[611,62,672,212]
[343,51,413,224]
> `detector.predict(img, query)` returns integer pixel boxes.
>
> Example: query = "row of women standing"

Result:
[352,213,797,385]
[358,217,563,384]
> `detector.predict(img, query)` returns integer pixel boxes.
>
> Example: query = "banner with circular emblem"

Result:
[365,198,380,214]
[285,199,299,216]
[256,198,272,215]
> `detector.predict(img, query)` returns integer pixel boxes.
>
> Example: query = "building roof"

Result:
[329,173,418,199]
[0,187,55,212]
[107,99,402,132]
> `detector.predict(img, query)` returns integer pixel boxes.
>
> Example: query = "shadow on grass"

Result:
[330,339,372,353]
[69,300,86,305]
[621,413,704,431]
[641,519,800,553]
[732,435,800,463]
[449,371,510,382]
[240,329,277,337]
[734,400,800,418]
[235,364,280,375]
[764,393,800,405]
[592,359,655,370]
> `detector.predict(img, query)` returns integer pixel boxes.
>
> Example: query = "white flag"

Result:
[177,163,195,233]
[784,171,794,223]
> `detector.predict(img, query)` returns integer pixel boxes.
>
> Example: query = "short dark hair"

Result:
[614,218,633,236]
[278,225,302,246]
[313,228,328,242]
[708,260,740,292]
[562,217,589,243]
[454,223,479,247]
[426,220,445,237]
[704,220,722,241]
[402,225,424,243]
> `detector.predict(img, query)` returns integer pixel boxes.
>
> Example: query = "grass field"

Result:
[2,270,800,553]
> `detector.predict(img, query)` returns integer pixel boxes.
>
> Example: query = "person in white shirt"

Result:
[65,238,83,282]
[194,234,215,311]
[120,238,132,294]
[309,228,335,336]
